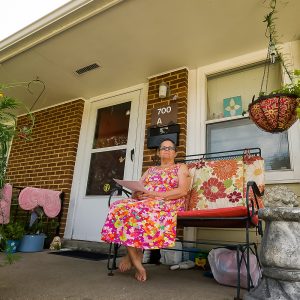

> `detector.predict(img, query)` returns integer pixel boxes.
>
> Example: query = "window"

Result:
[207,62,281,120]
[193,48,300,183]
[206,118,290,171]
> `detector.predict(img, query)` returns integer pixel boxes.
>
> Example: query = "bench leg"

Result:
[234,245,241,300]
[253,243,261,271]
[246,221,251,291]
[235,243,255,300]
[235,221,256,300]
[107,243,120,276]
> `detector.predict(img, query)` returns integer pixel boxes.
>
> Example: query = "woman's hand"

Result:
[132,191,146,200]
[132,190,163,200]
[141,191,162,199]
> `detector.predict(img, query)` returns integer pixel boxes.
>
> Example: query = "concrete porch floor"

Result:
[0,251,246,300]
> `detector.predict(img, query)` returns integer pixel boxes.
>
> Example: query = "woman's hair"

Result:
[159,138,176,151]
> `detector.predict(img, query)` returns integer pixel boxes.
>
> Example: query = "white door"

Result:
[72,90,141,241]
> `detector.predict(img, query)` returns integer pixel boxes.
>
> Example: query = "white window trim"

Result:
[188,44,300,184]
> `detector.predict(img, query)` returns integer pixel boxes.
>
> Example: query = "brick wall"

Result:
[142,68,188,172]
[7,99,84,236]
[143,68,188,237]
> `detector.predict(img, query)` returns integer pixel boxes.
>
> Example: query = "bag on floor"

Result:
[208,248,261,288]
[160,241,182,265]
[142,250,151,263]
[143,249,162,264]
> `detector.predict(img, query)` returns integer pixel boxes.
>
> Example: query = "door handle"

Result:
[130,149,135,161]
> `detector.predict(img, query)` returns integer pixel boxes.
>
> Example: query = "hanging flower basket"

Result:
[248,93,298,133]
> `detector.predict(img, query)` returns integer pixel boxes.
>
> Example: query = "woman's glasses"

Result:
[159,146,176,151]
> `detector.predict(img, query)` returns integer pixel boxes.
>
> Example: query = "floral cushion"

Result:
[184,155,265,211]
[183,162,198,210]
[243,156,265,209]
[187,158,245,210]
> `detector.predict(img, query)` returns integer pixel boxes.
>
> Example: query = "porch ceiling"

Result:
[0,0,299,112]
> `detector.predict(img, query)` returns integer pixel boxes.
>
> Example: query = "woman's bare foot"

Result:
[135,266,147,282]
[127,247,147,282]
[119,254,132,272]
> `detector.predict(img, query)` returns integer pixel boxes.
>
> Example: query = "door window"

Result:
[93,102,131,148]
[86,149,126,195]
[86,102,131,196]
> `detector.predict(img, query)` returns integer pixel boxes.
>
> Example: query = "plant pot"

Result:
[19,234,46,252]
[5,239,21,253]
[248,93,298,133]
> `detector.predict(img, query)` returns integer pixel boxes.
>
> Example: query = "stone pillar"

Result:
[244,207,300,300]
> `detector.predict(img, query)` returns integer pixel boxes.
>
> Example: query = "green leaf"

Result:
[224,179,233,188]
[294,69,300,76]
[296,107,300,119]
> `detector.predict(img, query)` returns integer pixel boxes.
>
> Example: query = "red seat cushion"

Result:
[177,206,258,227]
[178,206,249,218]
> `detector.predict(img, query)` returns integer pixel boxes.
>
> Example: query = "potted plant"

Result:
[0,82,35,263]
[0,85,34,189]
[19,207,59,252]
[0,222,25,253]
[248,0,300,133]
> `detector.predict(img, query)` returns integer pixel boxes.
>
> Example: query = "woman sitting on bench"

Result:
[101,138,191,282]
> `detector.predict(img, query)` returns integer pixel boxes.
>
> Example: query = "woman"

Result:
[101,138,190,282]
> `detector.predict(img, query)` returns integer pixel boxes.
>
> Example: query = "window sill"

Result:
[265,169,300,184]
[205,113,249,124]
[265,178,300,184]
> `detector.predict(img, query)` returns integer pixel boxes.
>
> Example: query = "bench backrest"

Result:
[181,150,264,211]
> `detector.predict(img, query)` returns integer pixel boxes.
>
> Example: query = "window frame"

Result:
[191,47,300,184]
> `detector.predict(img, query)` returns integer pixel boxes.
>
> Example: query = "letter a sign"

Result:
[151,103,178,126]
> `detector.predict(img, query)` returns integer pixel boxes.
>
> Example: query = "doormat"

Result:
[49,250,116,261]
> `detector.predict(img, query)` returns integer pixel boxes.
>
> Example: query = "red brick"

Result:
[143,69,188,169]
[7,99,84,236]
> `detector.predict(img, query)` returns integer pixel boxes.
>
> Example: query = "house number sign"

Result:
[151,103,178,126]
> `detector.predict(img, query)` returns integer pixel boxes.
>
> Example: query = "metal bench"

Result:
[106,148,264,300]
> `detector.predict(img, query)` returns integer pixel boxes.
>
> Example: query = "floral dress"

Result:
[101,164,185,249]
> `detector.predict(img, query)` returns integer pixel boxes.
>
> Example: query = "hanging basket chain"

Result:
[260,0,294,96]
[260,47,271,95]
[249,0,299,133]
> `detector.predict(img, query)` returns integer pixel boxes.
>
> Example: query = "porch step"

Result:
[62,239,126,255]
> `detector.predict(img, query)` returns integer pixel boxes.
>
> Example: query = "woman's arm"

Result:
[131,168,150,199]
[142,164,191,200]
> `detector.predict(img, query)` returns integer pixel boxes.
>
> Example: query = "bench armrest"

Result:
[246,181,264,217]
[108,186,132,207]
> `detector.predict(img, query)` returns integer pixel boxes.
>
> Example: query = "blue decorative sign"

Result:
[223,96,243,117]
